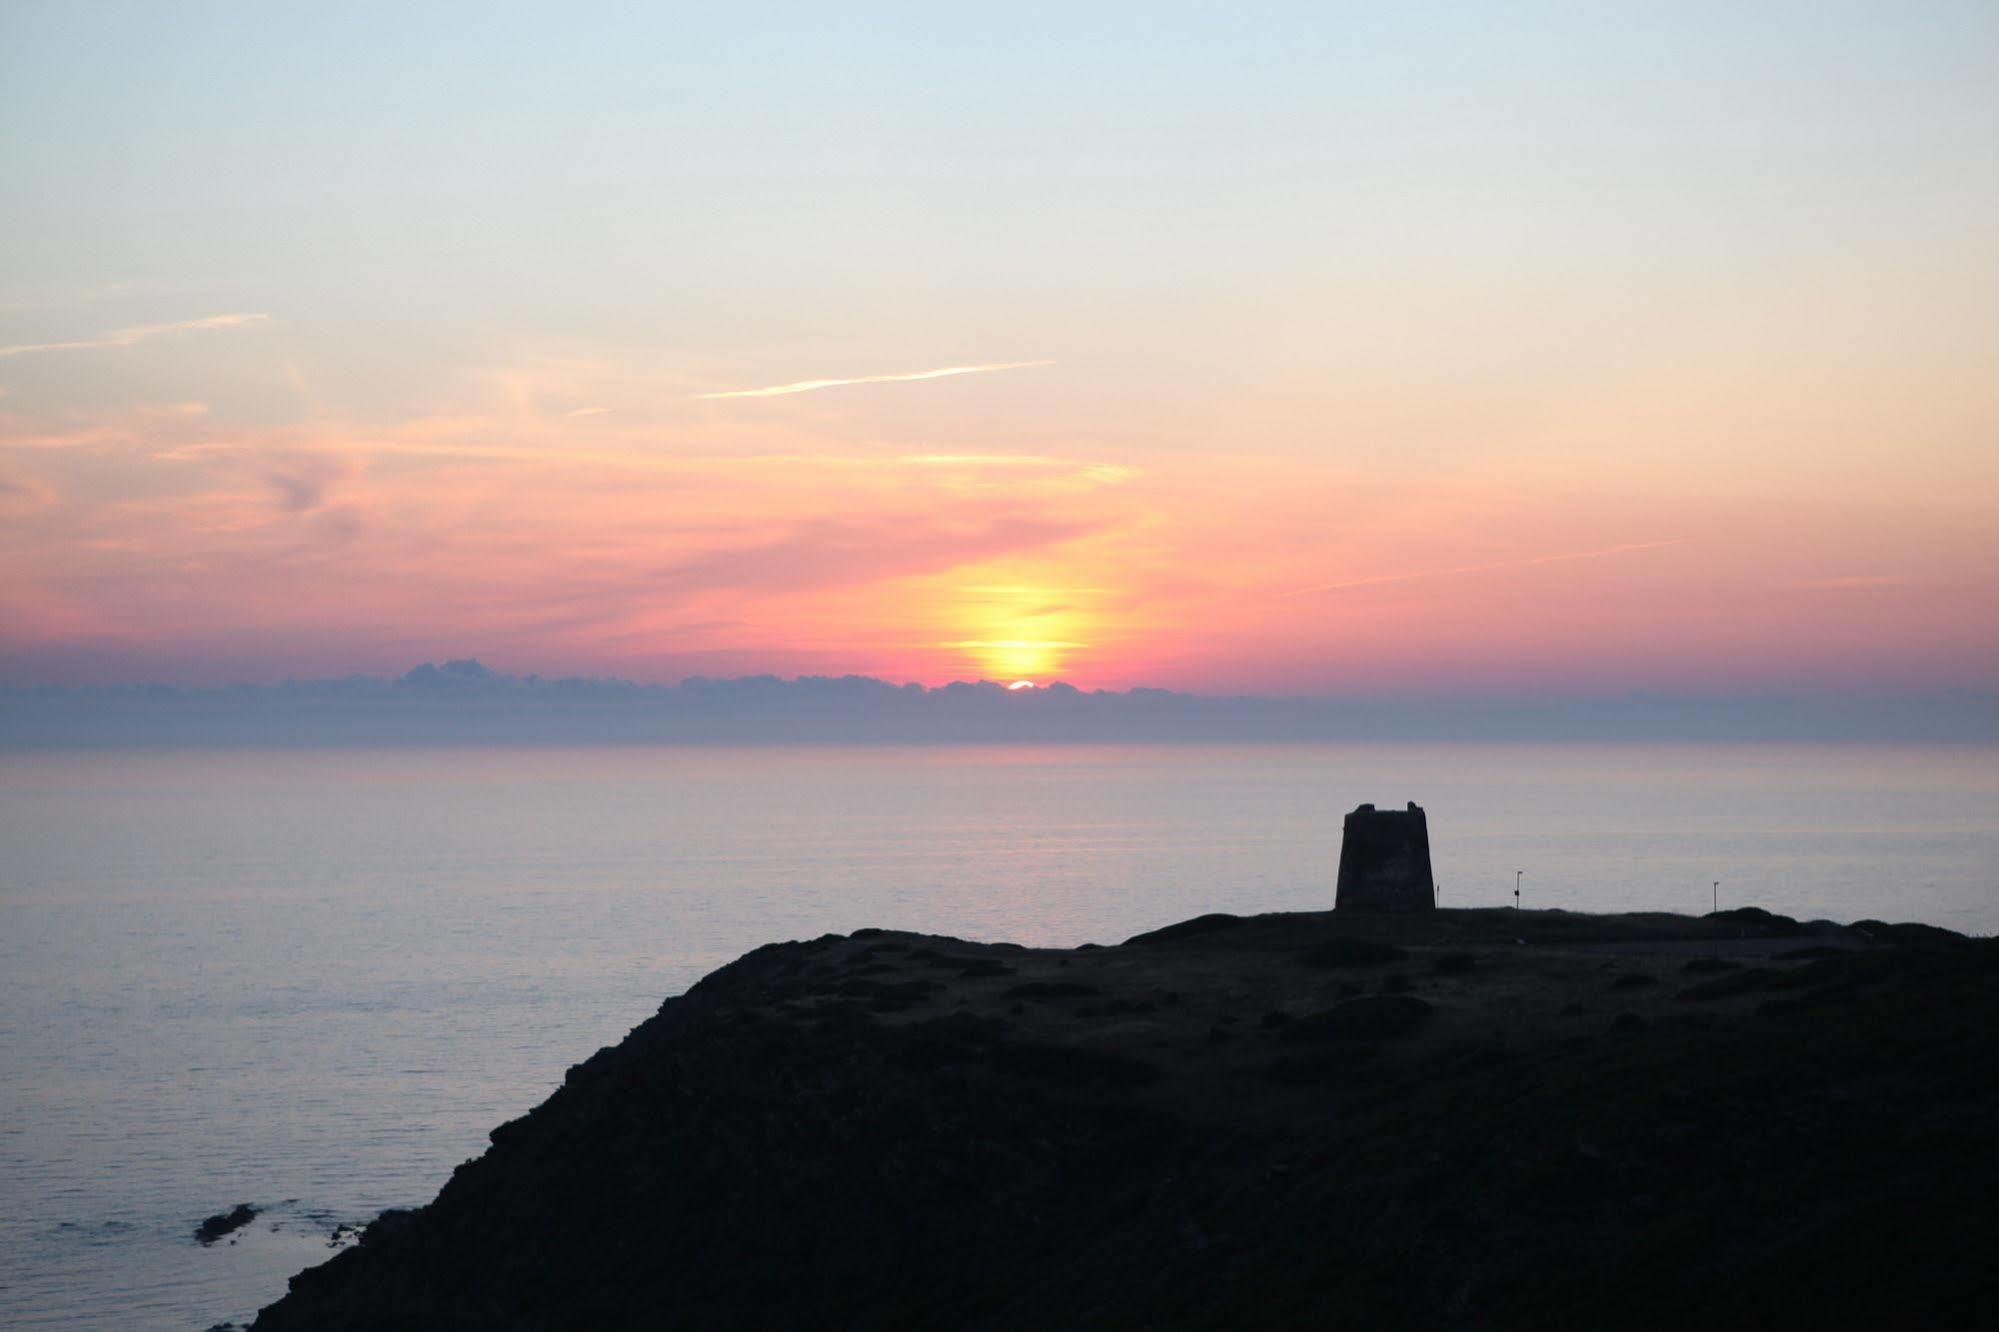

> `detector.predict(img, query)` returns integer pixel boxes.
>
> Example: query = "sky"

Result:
[3,2,1996,695]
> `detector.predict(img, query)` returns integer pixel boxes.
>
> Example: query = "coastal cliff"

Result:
[254,908,1999,1329]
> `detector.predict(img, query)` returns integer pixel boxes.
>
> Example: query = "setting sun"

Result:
[924,578,1112,681]
[946,639,1077,680]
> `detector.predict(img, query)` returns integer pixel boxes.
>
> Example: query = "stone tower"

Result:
[1335,802,1435,912]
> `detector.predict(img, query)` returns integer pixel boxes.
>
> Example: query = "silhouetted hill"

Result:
[253,908,1999,1329]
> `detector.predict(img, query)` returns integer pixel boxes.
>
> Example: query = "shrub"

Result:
[1297,938,1407,968]
[1282,995,1435,1043]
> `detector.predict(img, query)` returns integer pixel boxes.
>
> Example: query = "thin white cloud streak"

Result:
[1796,574,1914,590]
[0,426,141,451]
[145,438,1126,485]
[0,313,268,359]
[900,455,1133,485]
[694,360,1053,400]
[565,406,612,417]
[1281,538,1693,598]
[0,282,136,313]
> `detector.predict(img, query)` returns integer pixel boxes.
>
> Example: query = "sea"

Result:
[3,741,1996,1329]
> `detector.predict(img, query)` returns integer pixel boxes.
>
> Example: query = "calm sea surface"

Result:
[3,742,1996,1328]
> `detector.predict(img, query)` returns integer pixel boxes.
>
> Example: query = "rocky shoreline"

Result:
[252,906,1999,1329]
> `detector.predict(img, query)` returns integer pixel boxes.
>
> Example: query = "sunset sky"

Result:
[4,3,1996,693]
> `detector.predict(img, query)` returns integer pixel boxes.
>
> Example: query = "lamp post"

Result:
[1713,880,1720,914]
[1514,869,1523,910]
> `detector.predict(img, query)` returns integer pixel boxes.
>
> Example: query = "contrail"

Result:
[1281,538,1692,598]
[0,312,268,359]
[695,360,1052,400]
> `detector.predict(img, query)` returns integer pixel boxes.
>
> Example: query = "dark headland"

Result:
[253,907,1999,1330]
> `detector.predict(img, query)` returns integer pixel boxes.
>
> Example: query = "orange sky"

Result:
[2,343,1994,692]
[3,6,1996,693]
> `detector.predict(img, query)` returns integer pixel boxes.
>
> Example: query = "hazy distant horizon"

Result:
[6,657,1996,747]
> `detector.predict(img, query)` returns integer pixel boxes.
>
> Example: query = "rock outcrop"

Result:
[195,1204,259,1245]
[254,909,1999,1330]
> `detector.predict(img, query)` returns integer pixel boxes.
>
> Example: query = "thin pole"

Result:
[1713,880,1719,913]
[1515,869,1523,910]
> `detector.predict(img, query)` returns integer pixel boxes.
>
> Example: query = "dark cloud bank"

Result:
[4,659,1996,747]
